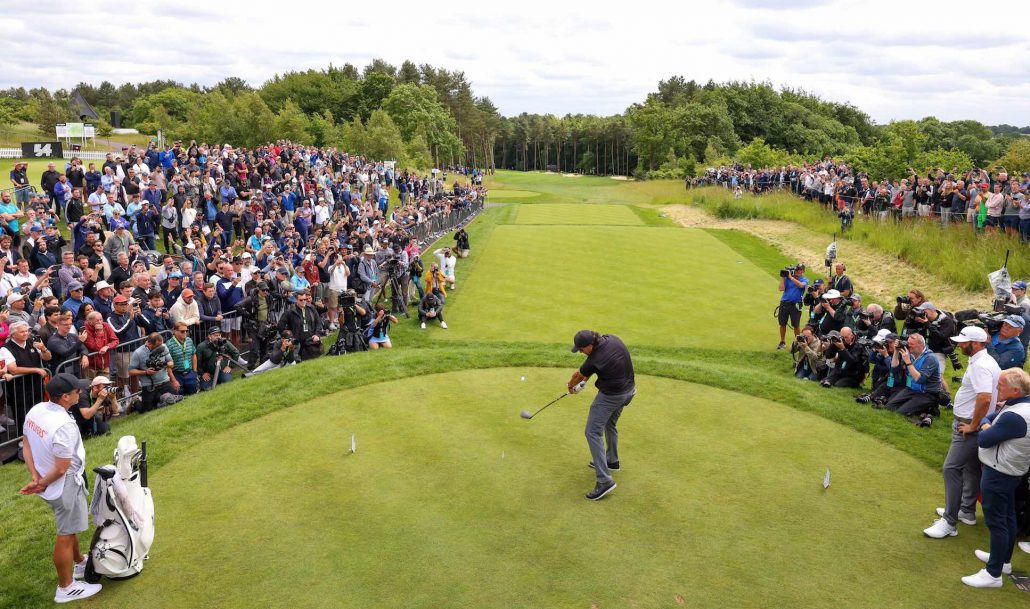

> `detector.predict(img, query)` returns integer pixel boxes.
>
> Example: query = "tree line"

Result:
[1,66,1027,177]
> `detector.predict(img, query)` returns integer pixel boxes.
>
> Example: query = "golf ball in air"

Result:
[520,376,526,381]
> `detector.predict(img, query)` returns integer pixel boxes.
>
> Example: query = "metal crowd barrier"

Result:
[0,373,46,453]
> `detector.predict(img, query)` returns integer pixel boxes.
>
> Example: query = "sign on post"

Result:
[20,142,64,158]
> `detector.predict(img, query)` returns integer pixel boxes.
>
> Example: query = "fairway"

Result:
[441,224,776,350]
[93,368,1013,609]
[515,202,644,225]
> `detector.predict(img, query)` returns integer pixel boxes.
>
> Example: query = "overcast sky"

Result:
[4,0,1028,125]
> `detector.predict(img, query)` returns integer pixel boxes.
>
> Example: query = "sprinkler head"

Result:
[519,410,532,419]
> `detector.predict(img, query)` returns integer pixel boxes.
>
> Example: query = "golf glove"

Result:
[572,380,587,394]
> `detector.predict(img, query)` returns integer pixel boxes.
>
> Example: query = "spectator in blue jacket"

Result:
[135,202,160,251]
[214,262,244,346]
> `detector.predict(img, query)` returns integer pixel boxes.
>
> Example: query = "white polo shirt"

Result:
[952,349,1001,420]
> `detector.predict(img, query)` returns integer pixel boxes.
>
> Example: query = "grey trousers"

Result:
[942,420,981,525]
[585,387,636,485]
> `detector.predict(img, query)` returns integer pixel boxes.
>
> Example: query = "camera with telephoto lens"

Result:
[341,289,357,308]
[780,265,800,278]
[145,345,169,371]
[897,295,911,305]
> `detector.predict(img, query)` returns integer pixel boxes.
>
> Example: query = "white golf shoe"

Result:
[1019,541,1030,555]
[936,507,976,525]
[974,549,1011,574]
[961,568,1003,588]
[73,556,88,579]
[55,580,101,603]
[420,322,426,329]
[440,321,448,329]
[923,518,957,538]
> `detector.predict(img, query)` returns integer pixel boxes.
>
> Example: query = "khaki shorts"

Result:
[45,475,88,536]
[327,289,341,309]
[115,351,131,380]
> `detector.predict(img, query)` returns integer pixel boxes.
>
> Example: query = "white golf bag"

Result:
[85,436,155,582]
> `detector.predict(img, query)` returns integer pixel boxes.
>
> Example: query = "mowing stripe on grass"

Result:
[514,203,644,226]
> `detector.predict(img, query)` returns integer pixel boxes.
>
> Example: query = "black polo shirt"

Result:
[579,334,635,395]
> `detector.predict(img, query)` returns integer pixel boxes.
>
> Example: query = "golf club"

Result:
[520,392,569,420]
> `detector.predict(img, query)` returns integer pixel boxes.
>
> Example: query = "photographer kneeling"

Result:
[247,330,302,376]
[857,331,904,407]
[912,302,961,379]
[72,376,120,437]
[128,333,179,413]
[814,290,849,337]
[197,327,242,390]
[895,289,928,337]
[418,291,446,330]
[855,303,896,340]
[776,263,808,350]
[884,333,943,423]
[820,328,868,388]
[794,325,826,381]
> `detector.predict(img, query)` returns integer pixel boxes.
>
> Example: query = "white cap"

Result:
[822,289,841,299]
[95,280,112,290]
[951,326,989,343]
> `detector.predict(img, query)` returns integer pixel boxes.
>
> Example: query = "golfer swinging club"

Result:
[568,329,636,501]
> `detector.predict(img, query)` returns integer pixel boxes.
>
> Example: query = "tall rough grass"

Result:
[689,187,1028,292]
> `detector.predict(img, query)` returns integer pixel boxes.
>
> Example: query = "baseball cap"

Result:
[951,326,989,343]
[67,281,84,291]
[1014,281,1028,291]
[207,326,222,336]
[95,280,112,291]
[276,267,289,275]
[169,271,183,279]
[822,289,841,299]
[91,375,113,387]
[6,294,23,304]
[813,278,824,286]
[824,330,842,340]
[849,293,861,301]
[571,329,595,353]
[47,373,89,397]
[184,243,196,250]
[1004,315,1026,329]
[256,281,269,290]
[181,289,194,298]
[914,302,936,312]
[113,294,129,304]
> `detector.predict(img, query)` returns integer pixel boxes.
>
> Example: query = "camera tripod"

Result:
[375,272,409,318]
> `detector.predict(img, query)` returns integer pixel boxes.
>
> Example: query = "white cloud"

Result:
[3,0,1028,124]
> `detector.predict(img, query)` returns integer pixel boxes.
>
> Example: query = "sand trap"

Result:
[561,173,582,178]
[662,204,989,312]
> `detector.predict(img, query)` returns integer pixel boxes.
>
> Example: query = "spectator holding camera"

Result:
[828,263,853,298]
[802,278,825,322]
[418,291,446,330]
[855,303,895,340]
[819,328,868,388]
[247,330,301,376]
[277,289,323,360]
[987,316,1026,370]
[793,325,826,381]
[911,302,959,370]
[858,331,905,407]
[776,263,808,350]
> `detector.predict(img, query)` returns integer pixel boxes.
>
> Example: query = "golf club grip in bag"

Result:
[85,436,155,583]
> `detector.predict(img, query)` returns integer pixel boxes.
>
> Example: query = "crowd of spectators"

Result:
[692,162,1030,240]
[778,260,1029,427]
[1,141,486,449]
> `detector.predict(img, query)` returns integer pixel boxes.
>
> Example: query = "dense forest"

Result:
[1,61,1027,178]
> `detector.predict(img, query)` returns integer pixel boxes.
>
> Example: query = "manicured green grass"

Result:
[438,223,779,350]
[486,170,688,207]
[0,121,153,150]
[92,368,1015,609]
[486,188,541,200]
[4,169,1015,608]
[688,187,1029,292]
[514,202,644,225]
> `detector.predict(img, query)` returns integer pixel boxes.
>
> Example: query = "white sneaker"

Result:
[923,518,957,538]
[1020,541,1030,555]
[73,556,88,579]
[974,549,1012,574]
[961,568,1003,588]
[55,580,102,603]
[936,507,976,525]
[0,414,14,426]
[420,322,426,329]
[440,321,448,329]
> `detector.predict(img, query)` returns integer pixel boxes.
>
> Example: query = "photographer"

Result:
[802,278,825,322]
[857,332,905,407]
[453,227,470,258]
[197,327,242,390]
[109,294,147,395]
[236,281,275,361]
[855,303,896,340]
[987,315,1027,370]
[793,325,826,381]
[407,248,425,304]
[72,376,120,437]
[367,304,398,350]
[330,289,368,354]
[884,334,943,421]
[276,289,323,361]
[912,302,960,377]
[895,289,928,337]
[356,245,379,303]
[326,249,350,330]
[418,291,446,330]
[128,332,178,413]
[246,329,301,376]
[813,290,848,337]
[820,328,868,388]
[140,290,172,334]
[776,262,808,350]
